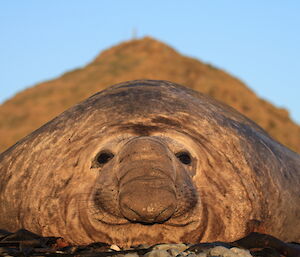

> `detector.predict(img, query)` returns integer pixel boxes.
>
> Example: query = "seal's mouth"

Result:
[120,205,175,225]
[95,216,197,227]
[118,176,177,224]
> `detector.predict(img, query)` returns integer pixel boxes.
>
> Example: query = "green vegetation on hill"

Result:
[1,37,299,153]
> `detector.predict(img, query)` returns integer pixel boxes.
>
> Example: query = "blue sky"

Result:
[1,1,299,124]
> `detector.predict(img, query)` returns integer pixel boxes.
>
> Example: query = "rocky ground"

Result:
[0,229,299,257]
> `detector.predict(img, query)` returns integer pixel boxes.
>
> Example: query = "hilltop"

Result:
[0,37,299,153]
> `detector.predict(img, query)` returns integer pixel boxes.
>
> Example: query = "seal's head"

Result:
[94,136,196,225]
[1,80,299,246]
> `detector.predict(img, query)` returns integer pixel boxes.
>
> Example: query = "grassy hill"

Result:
[1,37,299,153]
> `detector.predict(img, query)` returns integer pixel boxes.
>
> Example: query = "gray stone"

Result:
[144,249,172,257]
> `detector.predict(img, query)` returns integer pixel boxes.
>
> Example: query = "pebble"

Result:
[153,243,189,252]
[144,249,172,257]
[110,244,122,251]
[198,245,253,257]
[167,248,181,256]
[209,246,236,256]
[229,247,253,257]
[136,244,253,257]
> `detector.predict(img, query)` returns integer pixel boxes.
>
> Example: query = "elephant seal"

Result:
[0,80,299,247]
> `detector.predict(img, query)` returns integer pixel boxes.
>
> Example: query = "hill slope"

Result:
[1,37,299,153]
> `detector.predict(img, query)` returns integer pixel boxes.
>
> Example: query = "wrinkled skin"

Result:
[0,80,299,247]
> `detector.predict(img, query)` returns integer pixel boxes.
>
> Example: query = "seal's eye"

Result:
[97,151,114,165]
[176,152,192,165]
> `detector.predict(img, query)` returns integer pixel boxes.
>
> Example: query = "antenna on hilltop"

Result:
[132,28,137,40]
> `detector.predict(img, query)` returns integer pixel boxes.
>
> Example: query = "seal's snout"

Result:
[119,182,177,223]
[117,137,177,224]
